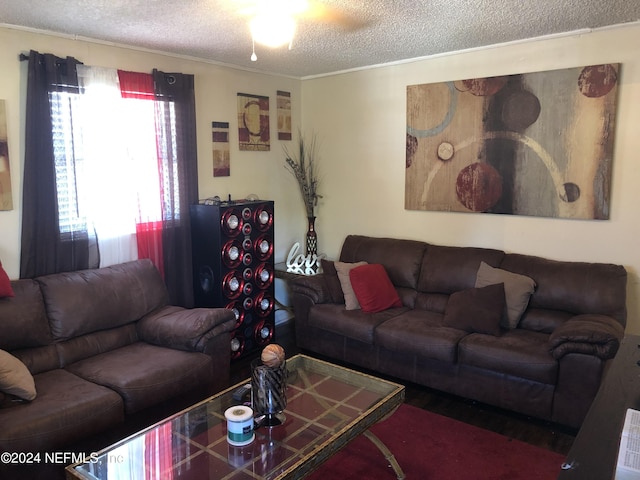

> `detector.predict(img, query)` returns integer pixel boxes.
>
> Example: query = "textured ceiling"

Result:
[1,0,639,78]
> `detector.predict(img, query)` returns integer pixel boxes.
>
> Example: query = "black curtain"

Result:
[152,69,199,307]
[20,50,89,279]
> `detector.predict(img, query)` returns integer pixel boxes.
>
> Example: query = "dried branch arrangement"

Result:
[284,132,321,217]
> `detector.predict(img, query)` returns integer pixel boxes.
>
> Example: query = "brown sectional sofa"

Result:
[0,259,236,462]
[291,235,627,429]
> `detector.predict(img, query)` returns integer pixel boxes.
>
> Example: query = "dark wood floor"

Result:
[232,320,576,456]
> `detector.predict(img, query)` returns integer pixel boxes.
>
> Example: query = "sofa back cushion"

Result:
[518,308,573,334]
[12,345,61,375]
[417,245,505,294]
[0,279,53,351]
[56,324,139,367]
[339,235,427,290]
[414,292,449,314]
[500,254,627,326]
[37,259,169,341]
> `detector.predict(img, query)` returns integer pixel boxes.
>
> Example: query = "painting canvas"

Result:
[212,121,230,177]
[405,64,620,220]
[0,100,13,211]
[277,90,292,141]
[237,93,270,151]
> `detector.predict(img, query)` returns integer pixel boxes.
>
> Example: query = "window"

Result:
[48,66,179,266]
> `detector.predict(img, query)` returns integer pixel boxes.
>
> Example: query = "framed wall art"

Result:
[237,93,270,151]
[277,90,292,141]
[212,121,230,177]
[405,64,620,220]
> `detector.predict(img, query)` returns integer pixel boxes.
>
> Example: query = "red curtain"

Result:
[135,221,164,277]
[117,70,165,277]
[118,70,154,100]
[144,423,174,479]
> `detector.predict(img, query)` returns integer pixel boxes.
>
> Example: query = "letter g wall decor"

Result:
[405,64,619,220]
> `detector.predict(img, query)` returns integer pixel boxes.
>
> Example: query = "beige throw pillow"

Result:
[0,349,37,401]
[475,261,536,329]
[334,261,368,310]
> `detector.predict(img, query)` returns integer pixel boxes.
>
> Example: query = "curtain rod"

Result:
[19,53,28,61]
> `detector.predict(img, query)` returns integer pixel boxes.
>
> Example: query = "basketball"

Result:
[261,343,285,368]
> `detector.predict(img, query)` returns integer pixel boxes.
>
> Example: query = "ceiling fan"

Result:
[227,0,371,60]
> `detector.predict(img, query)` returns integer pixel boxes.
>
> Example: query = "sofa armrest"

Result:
[548,314,624,360]
[290,275,332,304]
[137,306,236,353]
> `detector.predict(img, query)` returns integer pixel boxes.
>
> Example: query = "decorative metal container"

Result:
[251,358,287,426]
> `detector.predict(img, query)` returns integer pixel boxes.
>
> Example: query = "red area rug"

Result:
[309,403,566,480]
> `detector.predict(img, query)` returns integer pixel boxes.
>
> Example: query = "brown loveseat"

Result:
[0,259,235,469]
[291,235,627,429]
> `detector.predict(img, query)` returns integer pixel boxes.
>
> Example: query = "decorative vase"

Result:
[251,358,287,427]
[306,216,318,257]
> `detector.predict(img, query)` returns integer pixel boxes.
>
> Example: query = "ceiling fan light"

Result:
[250,13,296,48]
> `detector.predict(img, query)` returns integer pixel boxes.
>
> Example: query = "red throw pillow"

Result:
[349,264,402,313]
[0,261,14,298]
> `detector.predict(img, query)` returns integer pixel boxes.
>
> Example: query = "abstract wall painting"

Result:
[0,100,13,211]
[277,90,292,141]
[237,93,270,151]
[212,121,230,177]
[405,64,620,220]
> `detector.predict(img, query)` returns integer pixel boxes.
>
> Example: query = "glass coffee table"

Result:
[66,354,406,480]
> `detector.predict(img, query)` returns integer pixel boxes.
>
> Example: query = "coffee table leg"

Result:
[297,368,405,478]
[362,430,406,480]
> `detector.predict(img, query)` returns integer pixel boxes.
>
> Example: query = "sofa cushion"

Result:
[418,245,505,294]
[321,259,345,304]
[309,303,406,344]
[475,261,536,329]
[137,305,236,353]
[499,253,627,324]
[339,235,428,289]
[458,330,558,385]
[0,261,14,298]
[414,292,449,314]
[12,345,61,376]
[517,308,573,334]
[0,349,36,401]
[0,279,52,351]
[0,369,123,452]
[375,310,468,363]
[65,342,214,414]
[350,264,403,313]
[56,324,138,367]
[37,259,168,341]
[334,261,368,310]
[443,284,506,336]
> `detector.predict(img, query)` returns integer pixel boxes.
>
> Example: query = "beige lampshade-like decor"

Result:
[250,13,296,48]
[247,0,310,60]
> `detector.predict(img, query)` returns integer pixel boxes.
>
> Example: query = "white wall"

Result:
[301,23,640,333]
[0,26,306,280]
